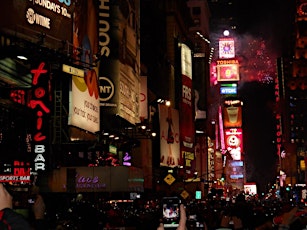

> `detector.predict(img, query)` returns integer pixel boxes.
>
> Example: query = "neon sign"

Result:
[28,62,50,172]
[0,161,31,183]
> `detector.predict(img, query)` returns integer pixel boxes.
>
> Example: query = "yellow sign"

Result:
[180,190,189,199]
[164,174,176,185]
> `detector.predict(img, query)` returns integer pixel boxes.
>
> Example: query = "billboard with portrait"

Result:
[159,104,180,167]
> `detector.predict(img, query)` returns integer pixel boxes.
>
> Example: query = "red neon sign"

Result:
[28,62,50,171]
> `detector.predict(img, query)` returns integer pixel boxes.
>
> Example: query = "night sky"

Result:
[235,0,294,193]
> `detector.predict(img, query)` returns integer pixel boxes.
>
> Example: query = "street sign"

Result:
[164,174,176,185]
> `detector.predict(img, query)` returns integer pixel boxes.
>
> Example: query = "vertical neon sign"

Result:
[28,62,50,172]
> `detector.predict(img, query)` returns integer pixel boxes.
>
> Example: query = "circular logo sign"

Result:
[99,77,114,102]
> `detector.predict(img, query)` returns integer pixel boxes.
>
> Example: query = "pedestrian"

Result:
[157,204,187,230]
[0,183,32,230]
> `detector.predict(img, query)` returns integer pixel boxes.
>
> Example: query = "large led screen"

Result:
[224,128,243,161]
[223,100,242,128]
[219,38,235,59]
[216,59,240,82]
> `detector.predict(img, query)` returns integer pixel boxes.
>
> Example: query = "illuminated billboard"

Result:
[223,99,242,128]
[219,38,235,59]
[0,0,73,48]
[179,43,195,170]
[216,59,240,82]
[220,83,237,95]
[244,182,257,195]
[0,161,31,183]
[98,1,141,125]
[68,67,100,134]
[224,128,243,160]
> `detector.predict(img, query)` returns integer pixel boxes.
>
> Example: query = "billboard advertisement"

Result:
[216,59,240,82]
[179,43,195,170]
[226,160,244,189]
[219,37,235,59]
[0,0,73,48]
[98,0,141,125]
[159,104,180,167]
[220,83,237,95]
[68,67,100,134]
[244,182,257,195]
[224,128,243,161]
[223,99,242,128]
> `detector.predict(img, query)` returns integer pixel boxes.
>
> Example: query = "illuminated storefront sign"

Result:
[76,173,106,189]
[10,89,27,105]
[216,59,240,82]
[0,161,31,183]
[28,62,50,172]
[123,152,132,166]
[49,166,144,193]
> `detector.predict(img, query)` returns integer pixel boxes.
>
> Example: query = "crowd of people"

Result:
[1,183,307,229]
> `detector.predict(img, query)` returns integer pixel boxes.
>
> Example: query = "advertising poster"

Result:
[159,104,180,167]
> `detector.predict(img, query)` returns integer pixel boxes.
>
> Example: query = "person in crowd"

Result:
[0,183,32,229]
[276,206,307,230]
[0,183,49,230]
[157,204,187,230]
[30,192,48,230]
